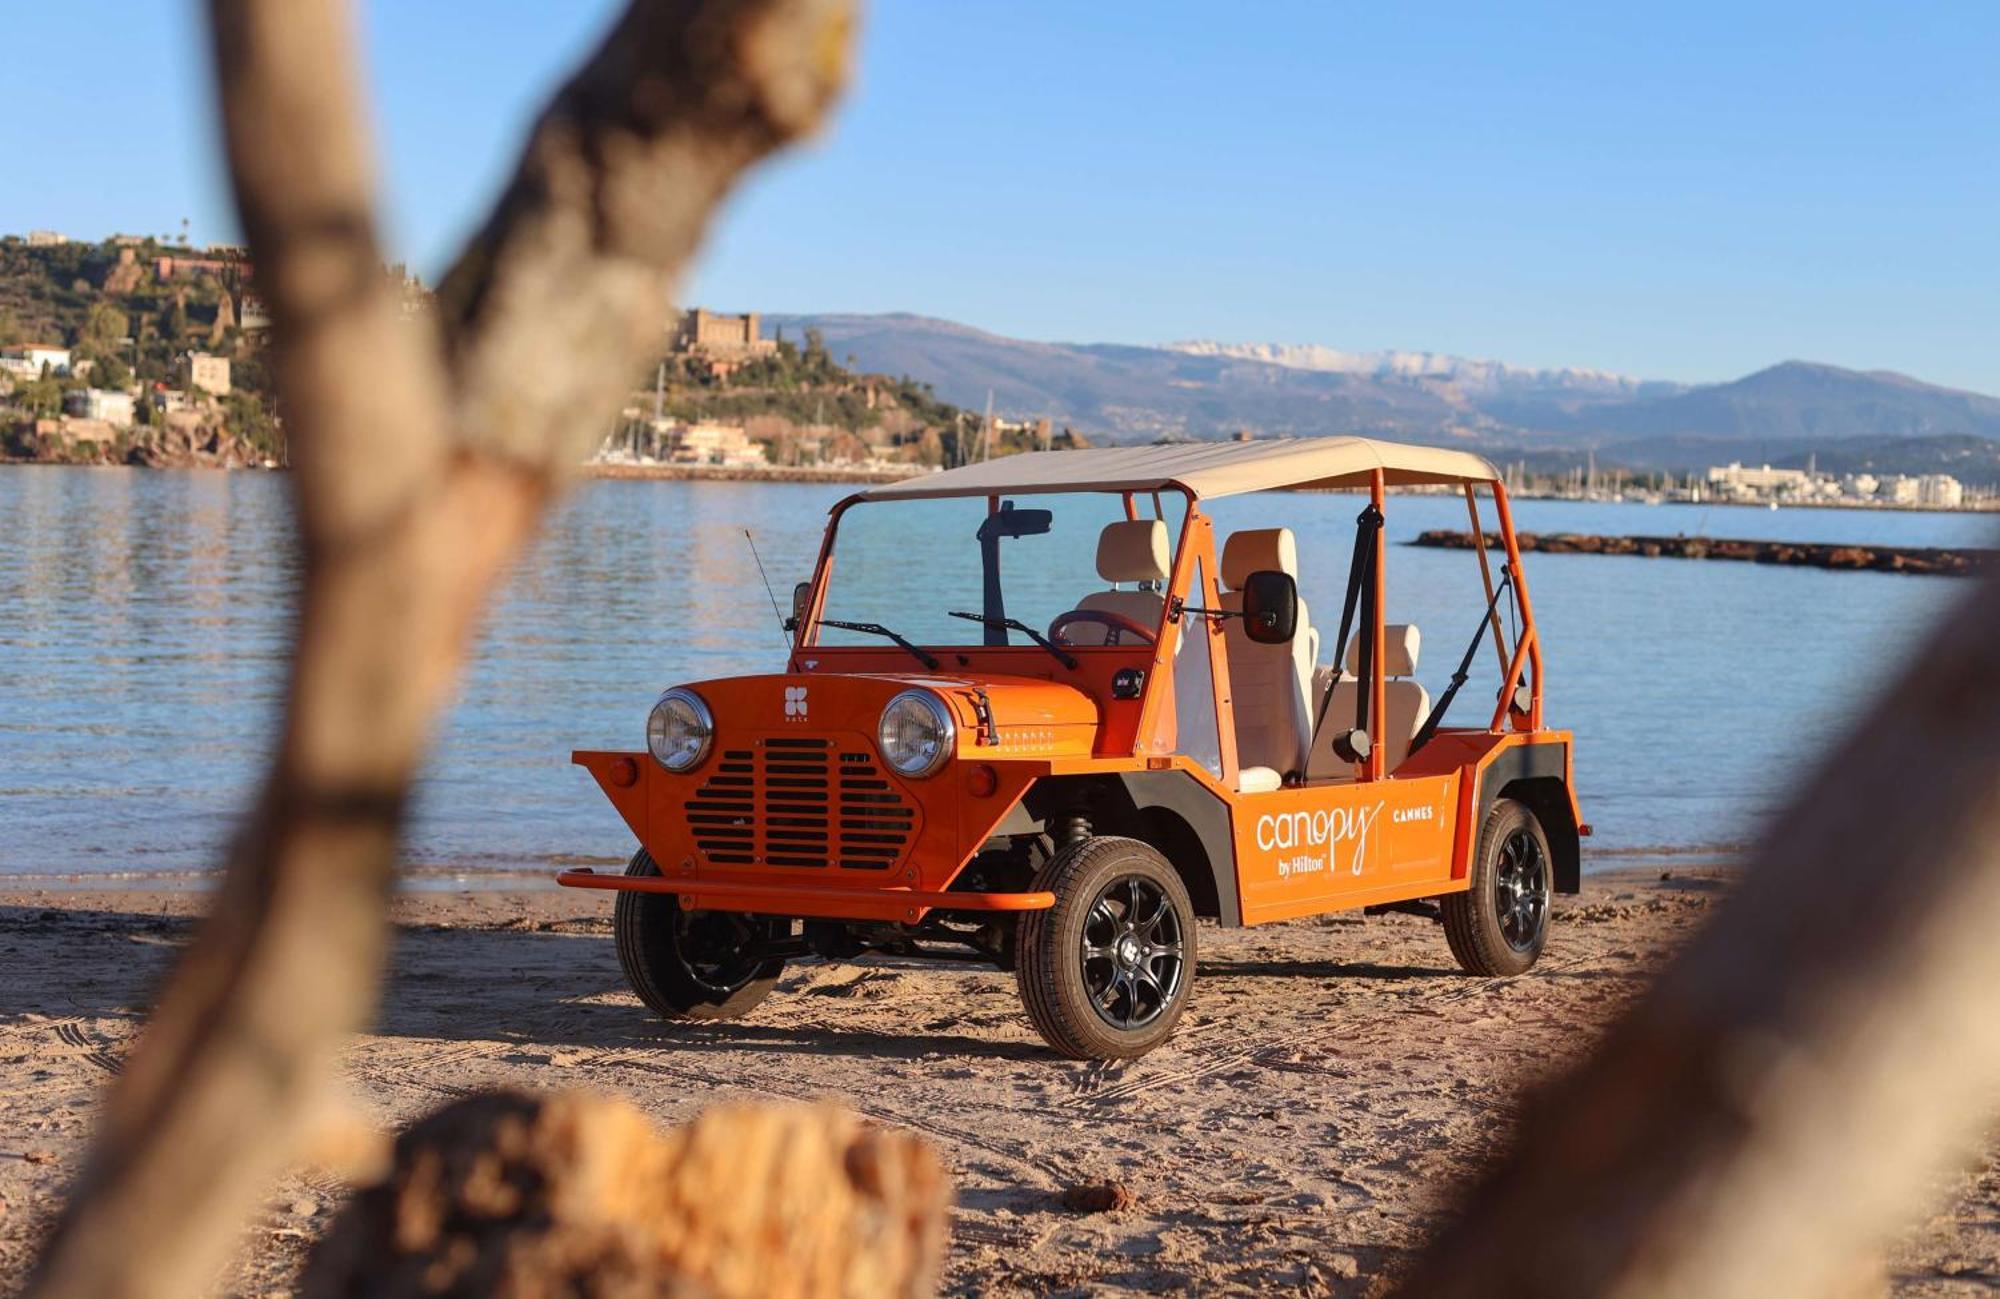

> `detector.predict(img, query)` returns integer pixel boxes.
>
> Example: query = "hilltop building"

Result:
[1917,474,1964,509]
[0,343,73,378]
[25,230,67,247]
[1706,462,1812,499]
[181,352,232,396]
[669,308,777,379]
[1877,476,1920,505]
[64,389,135,428]
[671,308,776,358]
[670,420,767,467]
[238,293,271,332]
[1694,461,1976,510]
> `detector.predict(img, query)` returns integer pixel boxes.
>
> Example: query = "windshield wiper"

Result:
[814,618,940,671]
[949,611,1078,670]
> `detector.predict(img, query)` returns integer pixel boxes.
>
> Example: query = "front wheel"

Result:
[1442,798,1552,976]
[1015,836,1197,1059]
[613,852,787,1020]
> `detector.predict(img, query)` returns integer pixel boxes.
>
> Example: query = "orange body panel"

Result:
[575,672,1101,922]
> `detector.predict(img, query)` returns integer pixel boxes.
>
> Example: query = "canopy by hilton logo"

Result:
[1258,801,1385,880]
[783,685,808,719]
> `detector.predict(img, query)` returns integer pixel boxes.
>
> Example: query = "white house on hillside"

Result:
[0,343,73,378]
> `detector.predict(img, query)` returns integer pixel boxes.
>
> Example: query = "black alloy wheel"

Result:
[1493,825,1550,953]
[1017,836,1198,1059]
[614,851,788,1020]
[1079,874,1187,1031]
[1441,798,1553,976]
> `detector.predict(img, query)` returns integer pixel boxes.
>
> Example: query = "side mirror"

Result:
[1241,570,1298,644]
[791,581,811,628]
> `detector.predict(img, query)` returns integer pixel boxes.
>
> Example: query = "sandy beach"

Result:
[1,865,1993,1296]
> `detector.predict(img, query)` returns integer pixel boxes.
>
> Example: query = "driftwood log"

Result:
[27,3,855,1297]
[301,1095,949,1299]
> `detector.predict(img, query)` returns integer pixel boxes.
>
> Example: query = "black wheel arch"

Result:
[1478,743,1580,895]
[1012,771,1240,924]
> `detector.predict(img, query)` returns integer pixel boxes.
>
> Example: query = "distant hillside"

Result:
[1548,361,2000,445]
[770,313,1491,443]
[772,313,2000,475]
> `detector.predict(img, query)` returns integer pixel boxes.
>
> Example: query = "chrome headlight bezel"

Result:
[877,689,955,778]
[647,687,714,772]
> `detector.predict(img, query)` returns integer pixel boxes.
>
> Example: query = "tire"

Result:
[1442,798,1553,976]
[613,851,786,1021]
[1015,836,1197,1059]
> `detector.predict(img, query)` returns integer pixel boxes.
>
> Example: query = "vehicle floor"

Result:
[0,866,1993,1297]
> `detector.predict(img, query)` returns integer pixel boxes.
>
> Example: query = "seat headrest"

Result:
[1221,527,1298,590]
[1343,623,1421,677]
[1096,519,1170,583]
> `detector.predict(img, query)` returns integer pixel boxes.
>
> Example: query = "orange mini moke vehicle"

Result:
[559,437,1583,1059]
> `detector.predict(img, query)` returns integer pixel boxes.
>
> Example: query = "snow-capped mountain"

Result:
[1164,340,1648,397]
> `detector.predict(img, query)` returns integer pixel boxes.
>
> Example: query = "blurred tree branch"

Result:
[1398,572,2000,1297]
[27,3,852,1297]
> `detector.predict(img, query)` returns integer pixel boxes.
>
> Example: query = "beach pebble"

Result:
[1058,1181,1136,1213]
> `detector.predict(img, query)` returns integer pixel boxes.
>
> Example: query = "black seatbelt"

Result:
[1306,505,1383,764]
[1408,567,1512,757]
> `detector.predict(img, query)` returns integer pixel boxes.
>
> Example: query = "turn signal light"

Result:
[966,763,999,798]
[609,756,639,788]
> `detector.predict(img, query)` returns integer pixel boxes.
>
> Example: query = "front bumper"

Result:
[554,867,1054,922]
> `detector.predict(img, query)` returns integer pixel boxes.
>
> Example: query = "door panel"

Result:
[1231,773,1462,925]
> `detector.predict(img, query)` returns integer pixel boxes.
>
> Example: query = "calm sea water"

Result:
[1,465,1991,879]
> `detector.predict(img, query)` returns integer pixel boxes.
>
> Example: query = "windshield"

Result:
[813,491,1188,648]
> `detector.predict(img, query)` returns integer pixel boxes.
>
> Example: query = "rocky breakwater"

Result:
[1412,529,1998,578]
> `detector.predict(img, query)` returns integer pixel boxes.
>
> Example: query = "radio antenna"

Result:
[744,529,793,653]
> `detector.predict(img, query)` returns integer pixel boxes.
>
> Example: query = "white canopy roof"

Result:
[858,437,1500,502]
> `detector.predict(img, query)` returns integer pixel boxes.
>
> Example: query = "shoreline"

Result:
[4,458,1995,514]
[1505,490,2000,516]
[583,461,931,484]
[0,457,932,485]
[0,845,1742,893]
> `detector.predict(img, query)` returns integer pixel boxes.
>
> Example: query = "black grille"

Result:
[683,737,916,870]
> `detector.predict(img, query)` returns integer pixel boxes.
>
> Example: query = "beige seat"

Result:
[1057,519,1172,646]
[1218,528,1318,793]
[1307,624,1430,780]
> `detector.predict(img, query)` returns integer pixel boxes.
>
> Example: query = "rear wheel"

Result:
[1442,798,1552,976]
[1016,836,1196,1059]
[613,851,787,1020]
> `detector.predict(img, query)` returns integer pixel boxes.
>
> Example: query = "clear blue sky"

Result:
[6,2,1997,390]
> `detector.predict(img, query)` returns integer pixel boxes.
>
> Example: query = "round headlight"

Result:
[647,688,713,772]
[878,690,954,778]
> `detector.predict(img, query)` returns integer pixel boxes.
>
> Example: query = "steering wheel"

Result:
[1047,609,1157,648]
